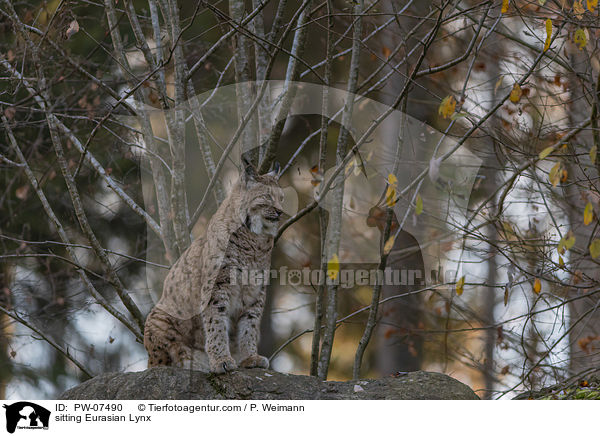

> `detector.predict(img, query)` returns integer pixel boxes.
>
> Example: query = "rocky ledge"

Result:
[59,367,479,400]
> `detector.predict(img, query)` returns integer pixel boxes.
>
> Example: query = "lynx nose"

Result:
[264,208,283,222]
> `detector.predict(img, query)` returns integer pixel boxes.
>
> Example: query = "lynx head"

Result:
[237,156,284,237]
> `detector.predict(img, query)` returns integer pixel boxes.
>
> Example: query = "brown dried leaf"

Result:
[4,106,16,120]
[15,184,29,200]
[66,20,80,39]
[578,335,599,354]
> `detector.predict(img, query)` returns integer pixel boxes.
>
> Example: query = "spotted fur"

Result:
[144,158,283,373]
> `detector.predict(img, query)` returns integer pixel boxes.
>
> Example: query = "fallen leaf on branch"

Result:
[66,20,80,39]
[456,276,465,296]
[509,83,522,103]
[584,202,594,225]
[438,95,456,119]
[544,18,553,52]
[327,254,340,280]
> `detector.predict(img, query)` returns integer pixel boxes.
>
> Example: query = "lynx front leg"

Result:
[202,301,237,374]
[237,300,269,369]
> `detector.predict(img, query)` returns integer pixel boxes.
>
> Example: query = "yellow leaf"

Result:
[590,239,600,259]
[509,83,523,103]
[533,278,542,294]
[588,0,598,12]
[549,161,561,187]
[584,202,594,225]
[574,0,585,18]
[345,159,354,176]
[574,28,588,50]
[415,194,423,215]
[501,0,509,13]
[590,145,597,164]
[544,18,552,52]
[456,276,465,296]
[383,235,395,254]
[385,173,398,207]
[558,231,576,255]
[327,254,340,280]
[539,146,554,160]
[565,231,576,250]
[438,95,456,119]
[558,255,565,267]
[385,186,396,206]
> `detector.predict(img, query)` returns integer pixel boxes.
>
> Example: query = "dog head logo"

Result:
[2,402,50,433]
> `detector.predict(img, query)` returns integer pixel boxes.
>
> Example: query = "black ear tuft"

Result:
[241,154,257,183]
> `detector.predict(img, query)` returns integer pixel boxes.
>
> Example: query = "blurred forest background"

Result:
[1,0,600,400]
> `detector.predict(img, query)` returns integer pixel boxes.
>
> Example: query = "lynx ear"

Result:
[241,154,258,183]
[266,161,281,178]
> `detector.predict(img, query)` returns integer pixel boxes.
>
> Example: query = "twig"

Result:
[0,306,93,379]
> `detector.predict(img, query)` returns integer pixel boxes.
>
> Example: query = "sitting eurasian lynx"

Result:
[144,157,283,373]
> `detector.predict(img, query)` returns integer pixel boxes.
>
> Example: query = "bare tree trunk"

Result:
[482,221,497,399]
[369,0,433,375]
[230,0,259,162]
[375,229,424,375]
[317,0,364,380]
[310,0,333,377]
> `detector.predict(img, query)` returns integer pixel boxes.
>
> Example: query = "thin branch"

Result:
[2,113,142,340]
[0,306,93,379]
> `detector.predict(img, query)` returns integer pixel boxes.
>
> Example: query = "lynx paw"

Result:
[240,354,269,369]
[210,356,238,374]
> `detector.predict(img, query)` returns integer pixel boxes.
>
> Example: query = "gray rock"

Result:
[59,368,479,400]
